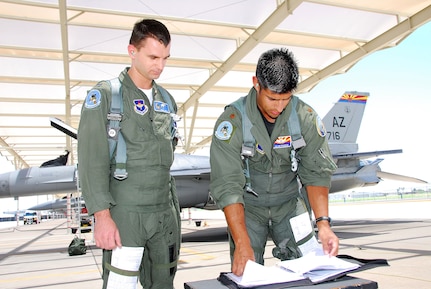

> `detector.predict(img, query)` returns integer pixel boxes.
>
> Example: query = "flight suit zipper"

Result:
[268,207,272,227]
[267,167,273,193]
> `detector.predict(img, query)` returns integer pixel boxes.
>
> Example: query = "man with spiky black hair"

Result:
[210,48,339,277]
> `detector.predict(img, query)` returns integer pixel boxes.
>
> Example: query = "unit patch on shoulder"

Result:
[316,115,326,137]
[215,120,234,141]
[134,99,148,115]
[84,89,101,109]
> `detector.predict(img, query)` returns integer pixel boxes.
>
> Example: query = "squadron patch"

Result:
[316,115,326,137]
[273,135,292,149]
[84,89,101,109]
[154,101,170,113]
[215,121,234,141]
[133,99,148,115]
[256,143,265,155]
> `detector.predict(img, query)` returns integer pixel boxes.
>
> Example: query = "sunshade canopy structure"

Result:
[1,0,431,169]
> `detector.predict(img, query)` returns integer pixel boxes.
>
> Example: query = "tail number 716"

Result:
[326,131,341,140]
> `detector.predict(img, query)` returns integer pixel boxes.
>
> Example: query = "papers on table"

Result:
[223,249,360,288]
[277,249,360,283]
[225,260,305,287]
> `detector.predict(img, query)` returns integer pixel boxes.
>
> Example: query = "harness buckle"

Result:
[114,169,128,181]
[107,112,122,121]
[241,144,255,158]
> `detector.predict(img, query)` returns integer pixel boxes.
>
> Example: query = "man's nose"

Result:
[275,101,285,113]
[157,59,166,71]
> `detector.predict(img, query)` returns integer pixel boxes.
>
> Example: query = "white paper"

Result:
[225,260,305,288]
[107,246,144,289]
[289,212,313,242]
[277,249,360,283]
[224,250,361,287]
[289,212,321,256]
[298,234,321,256]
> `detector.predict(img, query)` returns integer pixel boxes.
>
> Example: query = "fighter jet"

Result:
[0,92,426,211]
[321,92,426,192]
[0,153,211,210]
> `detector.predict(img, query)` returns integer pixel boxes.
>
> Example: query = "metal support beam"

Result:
[0,137,29,169]
[177,0,302,116]
[297,5,431,93]
[58,0,75,165]
[178,0,303,152]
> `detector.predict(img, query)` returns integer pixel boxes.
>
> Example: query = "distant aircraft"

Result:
[26,196,85,212]
[0,92,426,212]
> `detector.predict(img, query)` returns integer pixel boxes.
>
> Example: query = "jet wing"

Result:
[170,154,210,176]
[377,171,428,184]
[333,149,403,160]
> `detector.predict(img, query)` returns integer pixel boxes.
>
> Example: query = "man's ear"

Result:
[252,76,259,89]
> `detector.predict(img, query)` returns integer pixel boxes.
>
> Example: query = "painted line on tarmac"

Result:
[0,269,100,283]
[180,247,215,261]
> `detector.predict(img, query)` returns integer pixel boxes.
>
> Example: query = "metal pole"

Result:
[15,196,19,227]
[67,193,71,233]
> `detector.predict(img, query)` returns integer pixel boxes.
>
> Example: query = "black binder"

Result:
[217,255,388,289]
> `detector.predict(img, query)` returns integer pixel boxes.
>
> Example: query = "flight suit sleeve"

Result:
[77,82,116,215]
[167,91,179,150]
[209,106,246,210]
[296,103,337,188]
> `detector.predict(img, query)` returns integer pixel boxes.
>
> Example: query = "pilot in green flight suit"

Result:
[78,19,180,289]
[210,48,339,277]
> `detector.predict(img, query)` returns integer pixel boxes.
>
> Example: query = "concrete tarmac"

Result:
[0,200,430,289]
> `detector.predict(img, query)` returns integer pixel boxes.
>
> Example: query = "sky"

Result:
[1,21,430,214]
[300,21,431,192]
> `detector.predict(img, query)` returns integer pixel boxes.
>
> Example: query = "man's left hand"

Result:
[317,224,339,256]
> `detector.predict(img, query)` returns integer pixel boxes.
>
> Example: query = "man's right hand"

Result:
[93,209,122,250]
[224,203,255,276]
[232,243,255,276]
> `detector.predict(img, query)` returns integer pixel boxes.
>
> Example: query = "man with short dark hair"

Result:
[78,19,180,289]
[210,48,339,276]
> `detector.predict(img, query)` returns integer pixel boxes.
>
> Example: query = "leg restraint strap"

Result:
[104,262,140,277]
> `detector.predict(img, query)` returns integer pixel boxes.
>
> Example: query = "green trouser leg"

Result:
[141,177,181,289]
[228,198,312,266]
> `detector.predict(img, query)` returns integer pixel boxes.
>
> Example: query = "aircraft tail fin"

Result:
[323,92,369,155]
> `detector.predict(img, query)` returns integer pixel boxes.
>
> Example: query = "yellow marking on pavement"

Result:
[0,269,100,283]
[180,247,215,260]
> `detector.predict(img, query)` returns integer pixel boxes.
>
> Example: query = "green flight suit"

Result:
[210,88,337,263]
[78,68,180,289]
